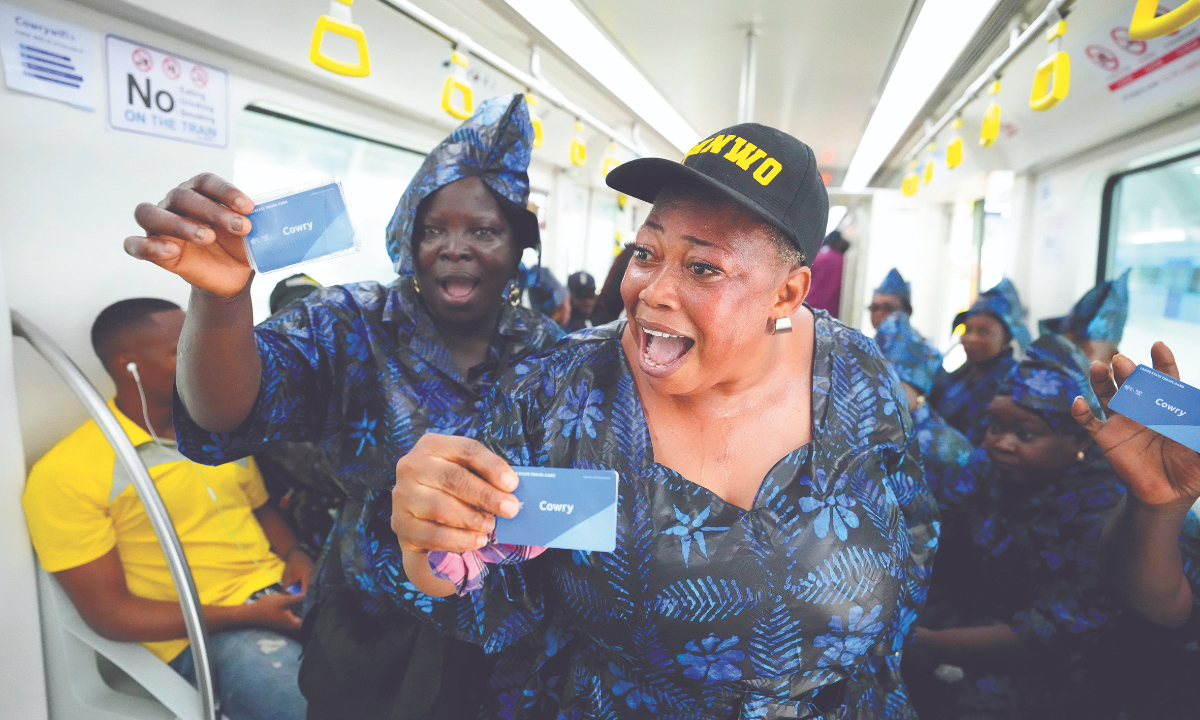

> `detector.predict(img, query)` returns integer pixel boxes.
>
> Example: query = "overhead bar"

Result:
[901,0,1073,165]
[376,0,643,156]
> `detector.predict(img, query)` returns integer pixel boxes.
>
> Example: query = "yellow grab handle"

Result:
[602,143,619,175]
[946,136,963,169]
[310,15,371,77]
[441,75,474,120]
[901,173,919,196]
[570,122,587,166]
[531,116,544,148]
[923,159,934,185]
[980,102,1001,146]
[570,138,588,166]
[617,194,627,210]
[1029,51,1070,111]
[1130,0,1200,40]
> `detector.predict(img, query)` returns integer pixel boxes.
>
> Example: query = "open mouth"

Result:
[437,275,480,302]
[639,322,695,370]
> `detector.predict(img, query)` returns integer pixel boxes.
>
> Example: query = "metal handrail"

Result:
[11,310,218,720]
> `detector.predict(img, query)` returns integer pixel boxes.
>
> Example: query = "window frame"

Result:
[1097,146,1200,286]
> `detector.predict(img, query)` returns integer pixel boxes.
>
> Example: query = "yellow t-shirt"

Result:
[22,399,286,662]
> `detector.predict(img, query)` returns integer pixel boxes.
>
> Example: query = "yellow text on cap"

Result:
[684,134,784,186]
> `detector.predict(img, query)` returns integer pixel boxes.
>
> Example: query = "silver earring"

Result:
[773,317,793,334]
[1076,450,1085,462]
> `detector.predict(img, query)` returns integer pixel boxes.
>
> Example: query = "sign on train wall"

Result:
[1081,1,1200,108]
[105,35,227,147]
[0,2,96,110]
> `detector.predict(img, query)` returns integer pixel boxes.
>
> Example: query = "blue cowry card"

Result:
[494,467,619,552]
[243,182,357,273]
[1108,365,1200,453]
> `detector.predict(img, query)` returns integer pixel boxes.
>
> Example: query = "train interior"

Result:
[2,0,1200,717]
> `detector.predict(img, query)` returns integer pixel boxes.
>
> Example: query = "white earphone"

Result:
[126,361,139,379]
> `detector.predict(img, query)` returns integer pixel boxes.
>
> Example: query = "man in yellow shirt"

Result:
[23,298,310,720]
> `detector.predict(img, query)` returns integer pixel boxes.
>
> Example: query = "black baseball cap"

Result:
[567,271,596,296]
[269,273,322,315]
[606,123,828,265]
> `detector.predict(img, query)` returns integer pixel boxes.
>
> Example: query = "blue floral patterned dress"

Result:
[908,402,973,507]
[913,447,1126,718]
[928,353,1015,446]
[174,94,565,716]
[376,313,939,719]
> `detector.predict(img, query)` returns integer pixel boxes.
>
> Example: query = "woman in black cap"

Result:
[387,124,937,718]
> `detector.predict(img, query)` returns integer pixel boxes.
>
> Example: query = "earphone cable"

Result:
[130,366,283,586]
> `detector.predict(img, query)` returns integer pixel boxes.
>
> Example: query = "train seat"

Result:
[36,564,227,720]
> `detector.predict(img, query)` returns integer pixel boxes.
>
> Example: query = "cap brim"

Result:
[606,157,802,261]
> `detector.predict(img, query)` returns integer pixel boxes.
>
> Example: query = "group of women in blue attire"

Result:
[867,265,1200,719]
[121,92,1200,720]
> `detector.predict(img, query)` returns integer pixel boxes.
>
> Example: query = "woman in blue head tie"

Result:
[929,279,1032,445]
[869,269,913,330]
[124,95,563,719]
[874,312,973,505]
[387,124,938,719]
[1039,269,1130,365]
[905,334,1129,719]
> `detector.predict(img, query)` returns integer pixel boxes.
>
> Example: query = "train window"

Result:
[234,106,425,320]
[1101,149,1200,379]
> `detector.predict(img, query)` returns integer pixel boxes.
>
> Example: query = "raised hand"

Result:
[124,173,255,298]
[1073,342,1200,509]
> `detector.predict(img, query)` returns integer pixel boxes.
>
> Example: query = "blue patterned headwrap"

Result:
[953,278,1031,351]
[874,269,912,307]
[874,312,942,394]
[384,94,536,277]
[526,266,567,317]
[1039,269,1130,344]
[1002,333,1103,433]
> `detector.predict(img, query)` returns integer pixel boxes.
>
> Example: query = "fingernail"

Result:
[476,535,489,548]
[194,225,208,241]
[234,196,251,211]
[500,498,519,518]
[502,472,519,491]
[229,217,243,232]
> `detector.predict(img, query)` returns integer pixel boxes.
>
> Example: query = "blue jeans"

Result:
[169,629,306,720]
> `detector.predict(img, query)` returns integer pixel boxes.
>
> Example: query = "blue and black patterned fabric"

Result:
[930,280,1031,445]
[916,444,1126,719]
[874,269,911,307]
[173,93,564,613]
[909,402,973,509]
[1039,269,1131,344]
[372,313,939,719]
[1004,333,1103,433]
[873,312,972,505]
[874,312,941,395]
[951,279,1031,351]
[928,354,1015,447]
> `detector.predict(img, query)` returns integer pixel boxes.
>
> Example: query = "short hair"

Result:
[91,298,181,364]
[652,180,805,269]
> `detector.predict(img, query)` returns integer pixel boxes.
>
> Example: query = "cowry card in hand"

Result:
[494,467,619,552]
[1108,364,1200,453]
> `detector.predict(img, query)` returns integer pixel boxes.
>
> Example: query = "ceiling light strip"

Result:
[499,0,699,154]
[377,0,642,156]
[900,0,1072,166]
[842,0,1002,192]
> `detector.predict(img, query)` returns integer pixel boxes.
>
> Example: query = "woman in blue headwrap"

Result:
[870,269,913,330]
[874,312,973,504]
[904,335,1128,719]
[929,279,1031,445]
[1040,269,1130,365]
[124,95,563,719]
